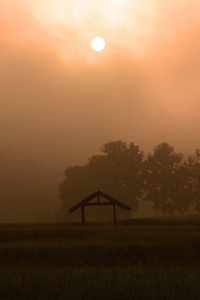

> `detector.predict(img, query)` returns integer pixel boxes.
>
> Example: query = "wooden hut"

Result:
[68,190,131,225]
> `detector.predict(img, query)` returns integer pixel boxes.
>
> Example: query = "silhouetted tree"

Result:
[172,161,193,215]
[60,140,197,220]
[143,142,191,216]
[187,149,200,212]
[59,166,90,217]
[59,140,144,220]
[87,141,144,211]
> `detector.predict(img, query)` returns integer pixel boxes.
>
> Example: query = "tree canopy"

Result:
[59,140,200,220]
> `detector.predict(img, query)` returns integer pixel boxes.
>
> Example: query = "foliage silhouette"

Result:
[59,140,200,219]
[60,141,144,220]
[143,142,192,216]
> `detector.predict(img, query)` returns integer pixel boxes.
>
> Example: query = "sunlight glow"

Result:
[91,37,105,51]
[22,0,200,61]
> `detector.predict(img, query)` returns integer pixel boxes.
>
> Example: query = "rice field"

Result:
[0,219,200,299]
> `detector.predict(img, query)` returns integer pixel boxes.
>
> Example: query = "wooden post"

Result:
[81,205,85,226]
[113,204,116,226]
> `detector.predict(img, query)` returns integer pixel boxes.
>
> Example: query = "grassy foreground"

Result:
[0,219,200,299]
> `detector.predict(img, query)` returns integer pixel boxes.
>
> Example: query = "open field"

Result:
[0,219,200,299]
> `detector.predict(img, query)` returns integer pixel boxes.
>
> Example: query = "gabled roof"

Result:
[69,190,131,213]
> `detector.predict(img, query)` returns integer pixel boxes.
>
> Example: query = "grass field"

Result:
[0,219,200,299]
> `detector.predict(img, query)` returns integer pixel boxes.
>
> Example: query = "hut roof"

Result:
[69,190,131,213]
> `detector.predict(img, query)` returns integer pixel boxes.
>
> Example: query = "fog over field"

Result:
[1,1,200,221]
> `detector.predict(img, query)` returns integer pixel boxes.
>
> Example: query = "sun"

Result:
[91,37,105,51]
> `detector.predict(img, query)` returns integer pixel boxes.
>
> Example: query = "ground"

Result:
[0,219,200,299]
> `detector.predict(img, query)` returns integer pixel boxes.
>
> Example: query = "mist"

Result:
[1,1,200,222]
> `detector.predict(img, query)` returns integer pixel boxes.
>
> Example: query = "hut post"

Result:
[113,204,116,226]
[81,205,85,226]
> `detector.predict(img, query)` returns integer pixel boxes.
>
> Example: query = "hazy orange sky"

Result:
[1,1,200,221]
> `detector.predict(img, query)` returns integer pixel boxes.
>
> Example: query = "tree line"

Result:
[59,141,200,219]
